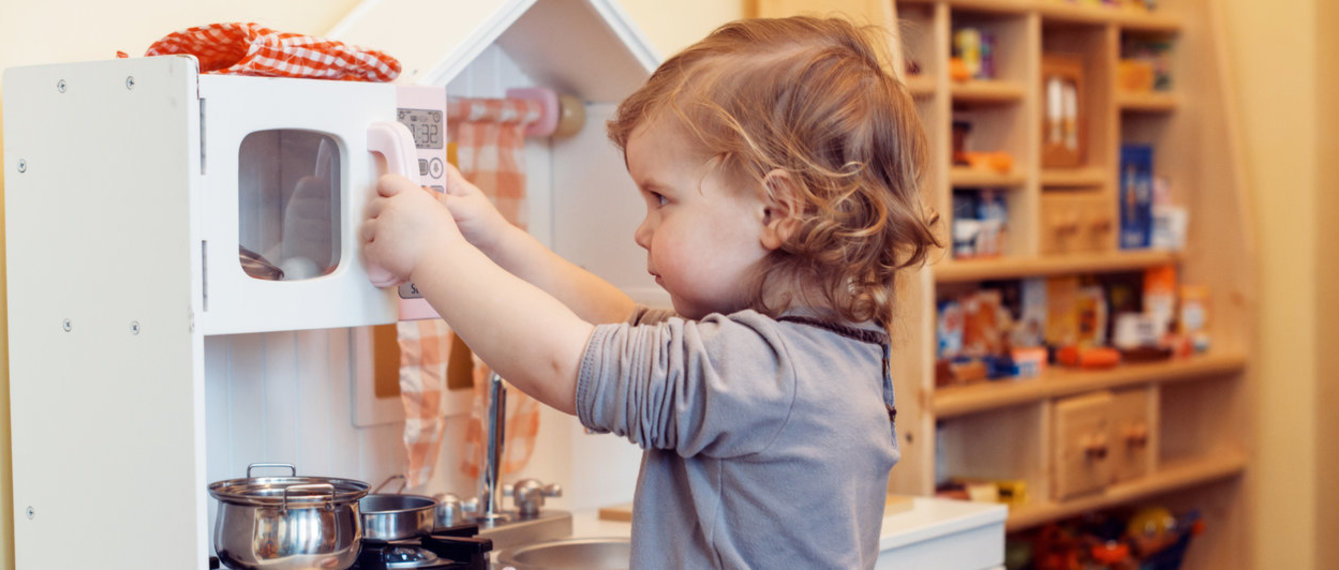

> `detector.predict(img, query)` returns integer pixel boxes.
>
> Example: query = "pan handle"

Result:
[372,473,408,494]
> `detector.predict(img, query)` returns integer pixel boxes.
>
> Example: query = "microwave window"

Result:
[238,130,341,281]
[398,108,444,150]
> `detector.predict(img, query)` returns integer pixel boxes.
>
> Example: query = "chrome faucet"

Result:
[478,371,510,525]
[439,371,570,550]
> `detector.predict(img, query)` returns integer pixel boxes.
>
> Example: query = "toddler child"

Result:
[361,15,940,569]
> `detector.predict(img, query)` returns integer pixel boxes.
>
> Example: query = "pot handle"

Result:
[282,483,335,513]
[246,463,297,478]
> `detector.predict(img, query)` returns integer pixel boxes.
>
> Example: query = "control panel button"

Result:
[398,282,424,300]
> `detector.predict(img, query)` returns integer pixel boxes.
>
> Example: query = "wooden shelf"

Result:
[1110,10,1183,33]
[906,75,937,99]
[1118,91,1180,112]
[933,351,1247,418]
[951,80,1027,104]
[902,0,1181,31]
[903,0,1033,15]
[1040,4,1181,32]
[1041,167,1108,188]
[1005,452,1248,531]
[950,167,1027,188]
[933,249,1180,283]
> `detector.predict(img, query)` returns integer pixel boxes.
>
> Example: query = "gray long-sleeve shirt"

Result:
[576,306,900,569]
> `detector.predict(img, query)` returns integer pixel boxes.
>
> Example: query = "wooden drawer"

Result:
[1040,192,1114,255]
[1053,391,1114,499]
[1108,387,1153,483]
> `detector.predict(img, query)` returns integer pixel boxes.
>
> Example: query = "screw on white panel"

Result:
[62,319,71,332]
[16,159,25,173]
[26,507,34,519]
[56,80,66,93]
[130,321,141,335]
[125,76,135,90]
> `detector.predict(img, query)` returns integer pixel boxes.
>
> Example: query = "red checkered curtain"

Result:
[142,22,399,81]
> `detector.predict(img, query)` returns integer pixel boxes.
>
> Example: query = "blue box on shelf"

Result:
[1119,144,1154,249]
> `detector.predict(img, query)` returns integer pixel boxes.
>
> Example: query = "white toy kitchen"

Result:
[2,0,1005,568]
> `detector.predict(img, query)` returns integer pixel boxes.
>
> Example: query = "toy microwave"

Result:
[3,56,445,334]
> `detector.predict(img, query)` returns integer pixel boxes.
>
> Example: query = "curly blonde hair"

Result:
[608,16,941,327]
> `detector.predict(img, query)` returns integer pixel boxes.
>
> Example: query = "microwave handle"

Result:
[364,121,421,287]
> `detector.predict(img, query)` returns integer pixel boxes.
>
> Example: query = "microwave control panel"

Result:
[394,85,447,302]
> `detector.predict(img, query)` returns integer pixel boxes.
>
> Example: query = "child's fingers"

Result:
[363,193,387,220]
[359,218,378,244]
[377,173,415,197]
[442,163,473,196]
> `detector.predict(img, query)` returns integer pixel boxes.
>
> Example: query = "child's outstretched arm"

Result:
[361,173,592,413]
[437,165,636,325]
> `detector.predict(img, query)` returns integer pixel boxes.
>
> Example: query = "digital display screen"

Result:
[397,108,444,150]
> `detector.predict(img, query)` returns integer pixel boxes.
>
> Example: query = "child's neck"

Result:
[759,282,839,320]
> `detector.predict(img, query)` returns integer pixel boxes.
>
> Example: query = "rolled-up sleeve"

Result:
[576,311,798,458]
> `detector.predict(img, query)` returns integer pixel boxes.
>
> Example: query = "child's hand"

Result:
[440,164,512,252]
[361,174,461,285]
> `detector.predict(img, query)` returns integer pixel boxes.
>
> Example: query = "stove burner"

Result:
[347,523,492,570]
[382,544,441,569]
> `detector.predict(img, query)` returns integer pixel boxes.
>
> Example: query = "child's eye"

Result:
[650,192,668,207]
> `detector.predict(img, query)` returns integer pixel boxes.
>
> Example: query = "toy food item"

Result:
[1143,265,1177,336]
[964,151,1014,173]
[1056,345,1121,369]
[950,57,972,82]
[1180,284,1211,353]
[1118,59,1155,92]
[954,28,983,78]
[1127,506,1178,556]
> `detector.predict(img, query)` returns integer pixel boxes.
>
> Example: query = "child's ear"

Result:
[759,169,803,251]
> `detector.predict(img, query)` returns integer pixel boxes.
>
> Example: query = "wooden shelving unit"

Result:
[1117,90,1180,112]
[933,249,1181,283]
[951,79,1027,103]
[907,75,938,98]
[934,351,1246,418]
[756,0,1254,567]
[949,167,1027,188]
[1040,166,1107,187]
[1005,452,1248,531]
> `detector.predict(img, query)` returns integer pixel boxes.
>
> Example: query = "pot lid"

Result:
[209,474,369,507]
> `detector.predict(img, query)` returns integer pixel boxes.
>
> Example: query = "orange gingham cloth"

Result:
[396,319,450,487]
[397,96,543,486]
[447,98,543,228]
[449,97,543,481]
[141,22,400,81]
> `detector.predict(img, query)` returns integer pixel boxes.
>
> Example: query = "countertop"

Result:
[567,496,1007,556]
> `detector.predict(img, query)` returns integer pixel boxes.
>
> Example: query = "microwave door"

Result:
[196,75,399,335]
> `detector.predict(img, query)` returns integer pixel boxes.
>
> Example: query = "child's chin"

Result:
[669,299,703,319]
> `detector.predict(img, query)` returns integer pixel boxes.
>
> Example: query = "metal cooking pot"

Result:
[361,494,438,541]
[208,463,369,570]
[361,474,438,541]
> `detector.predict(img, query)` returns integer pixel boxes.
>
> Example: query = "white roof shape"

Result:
[329,0,661,102]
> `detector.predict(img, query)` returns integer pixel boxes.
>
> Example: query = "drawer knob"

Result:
[1083,435,1109,460]
[1125,425,1150,447]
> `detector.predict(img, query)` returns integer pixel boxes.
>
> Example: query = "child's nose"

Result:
[633,218,652,250]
